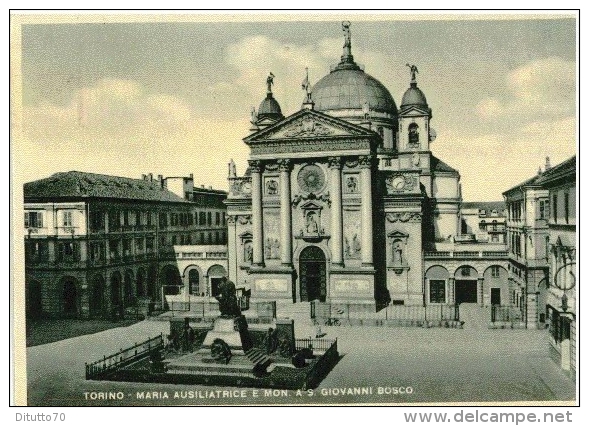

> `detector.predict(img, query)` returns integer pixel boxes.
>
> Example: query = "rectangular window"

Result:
[429,280,446,303]
[123,239,132,256]
[159,212,168,228]
[215,212,220,225]
[146,212,152,226]
[63,211,73,227]
[491,266,500,278]
[90,210,104,231]
[123,210,130,226]
[24,211,44,228]
[539,200,545,220]
[553,194,558,223]
[57,241,78,262]
[207,212,212,226]
[108,211,120,230]
[135,238,144,252]
[146,237,154,252]
[109,240,120,259]
[199,212,206,226]
[564,192,569,224]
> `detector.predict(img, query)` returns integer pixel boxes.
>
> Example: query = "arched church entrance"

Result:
[299,246,327,302]
[455,266,478,304]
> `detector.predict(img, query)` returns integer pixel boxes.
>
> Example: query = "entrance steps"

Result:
[244,347,273,369]
[276,301,312,320]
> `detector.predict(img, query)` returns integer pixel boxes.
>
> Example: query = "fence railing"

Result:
[295,338,337,353]
[165,299,276,320]
[311,301,459,323]
[85,334,164,380]
[491,305,523,323]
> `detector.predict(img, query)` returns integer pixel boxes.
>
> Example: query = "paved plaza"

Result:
[25,308,575,406]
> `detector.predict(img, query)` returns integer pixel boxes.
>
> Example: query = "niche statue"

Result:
[215,277,241,318]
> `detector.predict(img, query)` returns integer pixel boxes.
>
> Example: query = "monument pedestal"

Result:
[201,317,245,350]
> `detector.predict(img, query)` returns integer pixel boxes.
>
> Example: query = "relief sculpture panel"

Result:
[343,209,361,259]
[263,210,280,259]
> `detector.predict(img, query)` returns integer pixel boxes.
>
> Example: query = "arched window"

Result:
[408,123,419,145]
[189,269,200,295]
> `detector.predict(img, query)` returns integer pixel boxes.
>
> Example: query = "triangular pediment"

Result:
[239,231,253,240]
[387,230,409,238]
[300,200,323,210]
[244,109,377,144]
[399,105,430,117]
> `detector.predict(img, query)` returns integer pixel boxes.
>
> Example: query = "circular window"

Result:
[297,164,326,193]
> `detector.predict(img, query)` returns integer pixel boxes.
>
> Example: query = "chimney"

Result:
[148,173,153,182]
[545,156,551,171]
[201,185,205,189]
[158,174,163,181]
[209,185,213,190]
[538,166,542,175]
[141,174,147,180]
[189,173,193,179]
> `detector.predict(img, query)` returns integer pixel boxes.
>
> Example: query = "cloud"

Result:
[19,78,250,190]
[24,78,194,141]
[432,116,576,201]
[208,35,392,116]
[476,57,575,121]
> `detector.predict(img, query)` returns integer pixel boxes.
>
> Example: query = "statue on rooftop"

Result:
[406,63,418,83]
[342,21,351,47]
[266,72,275,94]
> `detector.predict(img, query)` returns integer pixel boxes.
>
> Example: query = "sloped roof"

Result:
[536,156,576,186]
[502,173,543,195]
[461,201,506,211]
[24,171,189,203]
[431,155,459,174]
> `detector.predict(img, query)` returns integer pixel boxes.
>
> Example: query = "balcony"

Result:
[424,250,508,259]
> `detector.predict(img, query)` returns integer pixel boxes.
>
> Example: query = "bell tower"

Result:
[397,64,434,153]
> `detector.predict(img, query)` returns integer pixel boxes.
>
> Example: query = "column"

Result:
[226,215,237,282]
[328,156,343,266]
[359,155,374,266]
[249,160,264,266]
[477,277,484,306]
[527,293,539,329]
[448,278,455,305]
[278,159,292,266]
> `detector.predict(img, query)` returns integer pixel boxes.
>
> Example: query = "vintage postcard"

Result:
[11,11,578,408]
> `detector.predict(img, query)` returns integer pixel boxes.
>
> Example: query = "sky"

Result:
[13,13,577,201]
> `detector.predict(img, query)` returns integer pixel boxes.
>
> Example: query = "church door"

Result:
[299,246,327,302]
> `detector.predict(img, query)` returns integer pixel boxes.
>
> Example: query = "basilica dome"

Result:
[310,63,397,116]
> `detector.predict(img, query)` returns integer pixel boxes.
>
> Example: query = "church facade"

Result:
[225,22,506,308]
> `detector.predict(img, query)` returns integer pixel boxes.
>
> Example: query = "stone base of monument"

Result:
[200,317,245,350]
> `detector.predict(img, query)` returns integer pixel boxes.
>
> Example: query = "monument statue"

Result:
[301,67,312,102]
[362,100,370,121]
[406,63,418,83]
[393,241,403,264]
[215,277,241,318]
[250,106,258,125]
[342,21,351,47]
[266,72,275,94]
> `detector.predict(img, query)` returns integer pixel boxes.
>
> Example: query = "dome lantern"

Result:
[256,72,284,125]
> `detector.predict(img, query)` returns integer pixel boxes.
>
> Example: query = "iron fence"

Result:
[491,305,523,323]
[165,299,276,320]
[295,338,337,352]
[311,301,459,324]
[85,334,164,380]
